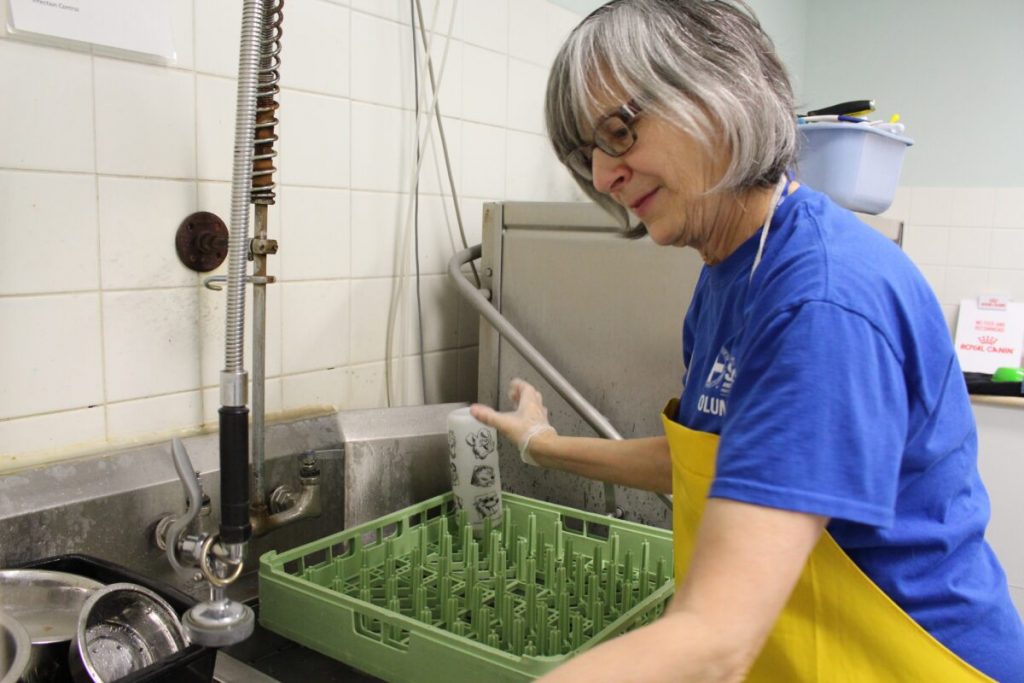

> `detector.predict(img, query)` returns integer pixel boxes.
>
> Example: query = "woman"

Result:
[470,1,1024,681]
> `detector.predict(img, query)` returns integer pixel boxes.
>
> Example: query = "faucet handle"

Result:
[166,438,203,576]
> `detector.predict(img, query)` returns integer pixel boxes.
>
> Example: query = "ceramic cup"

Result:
[446,407,503,529]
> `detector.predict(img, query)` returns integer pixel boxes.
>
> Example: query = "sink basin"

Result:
[214,603,380,683]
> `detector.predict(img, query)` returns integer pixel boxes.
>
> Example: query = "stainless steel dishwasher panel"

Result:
[478,202,705,527]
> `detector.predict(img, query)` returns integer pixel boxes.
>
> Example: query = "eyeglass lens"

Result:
[566,113,637,180]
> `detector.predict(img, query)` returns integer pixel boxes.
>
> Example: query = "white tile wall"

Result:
[102,289,201,402]
[279,187,351,281]
[0,295,104,419]
[889,187,1024,337]
[0,408,106,467]
[281,281,350,375]
[278,90,351,189]
[98,177,198,289]
[461,0,508,53]
[0,41,94,172]
[0,171,99,295]
[106,391,203,442]
[461,122,506,197]
[195,75,236,181]
[94,58,196,178]
[279,1,350,97]
[350,13,413,109]
[461,44,507,128]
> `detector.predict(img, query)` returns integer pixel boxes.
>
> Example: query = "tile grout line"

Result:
[88,49,113,444]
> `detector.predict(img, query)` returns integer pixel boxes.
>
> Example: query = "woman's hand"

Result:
[470,378,557,466]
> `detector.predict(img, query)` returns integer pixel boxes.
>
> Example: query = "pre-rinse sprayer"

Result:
[160,0,295,648]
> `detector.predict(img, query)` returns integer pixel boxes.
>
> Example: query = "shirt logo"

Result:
[697,345,736,418]
[704,346,736,396]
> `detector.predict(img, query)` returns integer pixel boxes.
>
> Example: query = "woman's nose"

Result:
[591,148,630,194]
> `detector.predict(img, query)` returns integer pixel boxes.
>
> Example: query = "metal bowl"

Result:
[70,583,188,683]
[0,569,103,682]
[0,609,32,683]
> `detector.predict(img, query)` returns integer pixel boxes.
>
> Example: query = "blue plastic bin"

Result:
[796,122,913,215]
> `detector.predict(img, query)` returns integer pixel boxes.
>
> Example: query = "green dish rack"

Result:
[259,492,675,682]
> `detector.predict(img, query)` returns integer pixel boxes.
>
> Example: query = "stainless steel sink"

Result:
[212,603,380,683]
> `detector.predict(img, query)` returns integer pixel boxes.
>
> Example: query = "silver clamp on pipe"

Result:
[220,370,248,408]
[204,274,275,291]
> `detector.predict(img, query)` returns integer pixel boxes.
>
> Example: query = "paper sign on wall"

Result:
[6,0,175,62]
[954,297,1024,374]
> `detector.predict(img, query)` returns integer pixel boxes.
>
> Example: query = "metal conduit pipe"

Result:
[449,245,674,514]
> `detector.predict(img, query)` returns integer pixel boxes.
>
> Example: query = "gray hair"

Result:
[546,0,796,236]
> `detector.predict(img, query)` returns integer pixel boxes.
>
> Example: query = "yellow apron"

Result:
[661,400,993,682]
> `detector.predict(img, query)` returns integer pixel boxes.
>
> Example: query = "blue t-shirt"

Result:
[676,185,1024,681]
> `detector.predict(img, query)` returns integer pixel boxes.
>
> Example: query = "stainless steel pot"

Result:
[69,583,188,683]
[0,570,102,682]
[0,609,31,683]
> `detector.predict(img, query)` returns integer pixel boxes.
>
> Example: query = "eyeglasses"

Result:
[563,100,643,180]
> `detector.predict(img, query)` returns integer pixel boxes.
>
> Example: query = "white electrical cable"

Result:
[384,0,458,406]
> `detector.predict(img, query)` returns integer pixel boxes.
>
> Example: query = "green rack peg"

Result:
[461,524,473,562]
[575,554,586,599]
[545,547,556,589]
[622,551,635,611]
[476,605,490,642]
[512,616,525,656]
[495,569,507,615]
[558,591,570,646]
[536,596,548,641]
[466,540,479,593]
[549,626,562,656]
[656,557,667,591]
[489,530,501,570]
[525,582,537,631]
[571,613,583,650]
[516,538,529,579]
[502,507,513,540]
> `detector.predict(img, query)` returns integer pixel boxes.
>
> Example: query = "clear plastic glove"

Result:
[470,378,557,466]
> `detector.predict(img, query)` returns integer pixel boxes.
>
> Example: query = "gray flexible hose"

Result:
[223,0,263,384]
[166,438,202,577]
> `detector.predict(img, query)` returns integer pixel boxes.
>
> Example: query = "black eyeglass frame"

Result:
[563,100,644,180]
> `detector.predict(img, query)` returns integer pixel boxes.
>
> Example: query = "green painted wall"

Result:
[802,0,1024,186]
